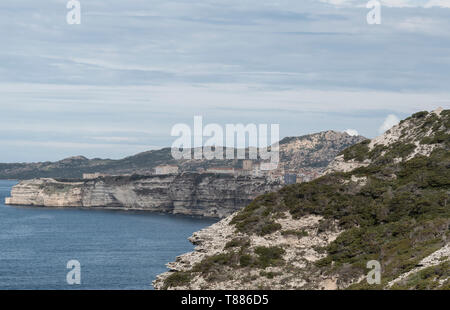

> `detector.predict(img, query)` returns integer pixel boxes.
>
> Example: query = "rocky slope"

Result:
[0,131,365,179]
[278,130,364,170]
[153,108,449,290]
[5,174,281,218]
[326,107,446,174]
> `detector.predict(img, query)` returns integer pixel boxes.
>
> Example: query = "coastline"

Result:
[5,174,281,218]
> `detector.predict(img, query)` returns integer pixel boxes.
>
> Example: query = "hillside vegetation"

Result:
[155,108,449,290]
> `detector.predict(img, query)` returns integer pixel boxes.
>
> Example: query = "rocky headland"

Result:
[3,130,366,218]
[153,108,449,290]
[5,173,281,218]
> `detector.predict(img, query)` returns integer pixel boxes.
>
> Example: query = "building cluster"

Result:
[204,160,271,178]
[138,161,322,185]
[154,164,179,175]
[200,160,322,184]
[82,173,109,179]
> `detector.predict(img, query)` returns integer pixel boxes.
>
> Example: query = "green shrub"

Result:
[163,271,192,289]
[412,111,428,119]
[239,254,253,267]
[259,271,280,279]
[254,246,286,269]
[390,261,449,290]
[193,252,236,274]
[260,222,282,236]
[225,238,250,249]
[340,140,370,161]
[281,229,308,237]
[382,142,416,160]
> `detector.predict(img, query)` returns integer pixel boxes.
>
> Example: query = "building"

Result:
[242,160,253,171]
[83,173,107,179]
[284,173,297,185]
[260,162,279,171]
[235,168,252,177]
[154,165,179,175]
[297,173,306,183]
[251,162,263,177]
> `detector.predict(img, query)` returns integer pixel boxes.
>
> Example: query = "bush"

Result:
[193,253,236,274]
[260,222,282,236]
[383,142,416,160]
[254,246,286,269]
[412,111,428,119]
[225,238,250,249]
[239,254,253,267]
[390,261,449,290]
[340,140,370,161]
[281,229,308,237]
[259,271,280,279]
[163,271,192,289]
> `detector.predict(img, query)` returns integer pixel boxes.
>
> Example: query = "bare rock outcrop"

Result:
[153,213,344,290]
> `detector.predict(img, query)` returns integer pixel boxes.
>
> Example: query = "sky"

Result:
[0,0,449,162]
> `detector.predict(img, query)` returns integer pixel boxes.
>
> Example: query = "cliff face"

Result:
[5,173,281,218]
[153,108,449,290]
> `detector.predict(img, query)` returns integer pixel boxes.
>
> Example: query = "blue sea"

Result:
[0,180,217,289]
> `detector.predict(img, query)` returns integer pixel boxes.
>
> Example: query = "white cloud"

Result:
[345,129,359,136]
[379,114,400,134]
[91,136,140,142]
[424,0,450,8]
[393,16,447,35]
[319,0,352,5]
[381,0,416,8]
[320,0,450,7]
[0,83,446,116]
[1,1,450,161]
[0,140,155,149]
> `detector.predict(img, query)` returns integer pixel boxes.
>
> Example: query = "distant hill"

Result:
[0,131,365,180]
[153,108,449,290]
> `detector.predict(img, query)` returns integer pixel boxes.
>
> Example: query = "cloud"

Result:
[319,0,352,5]
[424,0,450,8]
[1,1,450,91]
[91,136,140,142]
[320,0,450,7]
[344,129,359,136]
[0,1,449,161]
[379,114,400,134]
[0,140,150,149]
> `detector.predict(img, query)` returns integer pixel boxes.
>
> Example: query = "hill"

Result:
[0,131,365,179]
[153,108,449,290]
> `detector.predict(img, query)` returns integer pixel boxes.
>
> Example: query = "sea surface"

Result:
[0,180,217,289]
